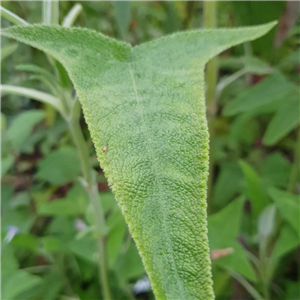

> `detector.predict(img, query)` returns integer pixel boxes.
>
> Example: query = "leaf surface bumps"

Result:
[1,21,276,300]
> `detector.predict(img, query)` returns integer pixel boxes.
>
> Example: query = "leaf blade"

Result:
[1,23,276,300]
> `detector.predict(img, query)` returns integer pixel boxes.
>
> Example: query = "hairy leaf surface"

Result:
[1,22,276,300]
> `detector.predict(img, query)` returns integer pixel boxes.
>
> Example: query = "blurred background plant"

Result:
[1,1,299,300]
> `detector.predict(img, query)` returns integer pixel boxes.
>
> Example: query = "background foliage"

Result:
[1,1,299,300]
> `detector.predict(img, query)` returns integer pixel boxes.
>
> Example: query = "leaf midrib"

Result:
[128,57,184,297]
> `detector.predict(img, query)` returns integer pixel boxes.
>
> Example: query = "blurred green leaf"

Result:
[208,196,244,247]
[216,241,256,282]
[116,240,145,280]
[213,162,243,207]
[68,236,97,263]
[1,154,14,176]
[2,271,42,300]
[208,196,256,281]
[263,95,300,146]
[1,43,18,61]
[161,1,181,33]
[258,204,276,238]
[229,112,261,146]
[239,160,268,217]
[11,233,39,252]
[284,281,300,300]
[18,271,64,300]
[101,192,116,213]
[262,152,291,188]
[2,209,35,234]
[16,64,57,82]
[223,73,296,116]
[231,1,285,57]
[6,110,45,151]
[1,112,6,131]
[272,225,299,259]
[268,188,300,236]
[1,244,18,274]
[38,198,86,216]
[107,207,127,267]
[37,146,81,185]
[41,237,65,253]
[211,268,230,298]
[11,192,31,208]
[112,1,131,39]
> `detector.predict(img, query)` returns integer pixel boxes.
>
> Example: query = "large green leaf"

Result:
[1,22,276,300]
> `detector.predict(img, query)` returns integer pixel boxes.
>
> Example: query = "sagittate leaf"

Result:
[1,22,276,300]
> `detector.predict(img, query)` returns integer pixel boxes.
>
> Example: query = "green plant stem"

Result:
[0,6,29,26]
[62,3,83,27]
[204,1,218,211]
[43,0,59,25]
[288,127,300,193]
[229,271,265,300]
[68,100,111,300]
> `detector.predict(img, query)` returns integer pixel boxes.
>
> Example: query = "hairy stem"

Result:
[204,1,218,211]
[68,100,111,300]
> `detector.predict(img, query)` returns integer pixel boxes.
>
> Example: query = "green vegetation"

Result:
[1,2,299,300]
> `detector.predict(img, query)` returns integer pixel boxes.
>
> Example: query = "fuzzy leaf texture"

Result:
[1,22,276,300]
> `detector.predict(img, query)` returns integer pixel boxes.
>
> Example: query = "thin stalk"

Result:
[204,1,218,211]
[62,3,83,27]
[288,127,300,193]
[215,68,248,101]
[68,100,111,300]
[0,6,29,26]
[43,0,59,25]
[229,270,265,300]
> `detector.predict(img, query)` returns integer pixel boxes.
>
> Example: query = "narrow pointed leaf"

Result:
[1,22,276,300]
[0,85,65,116]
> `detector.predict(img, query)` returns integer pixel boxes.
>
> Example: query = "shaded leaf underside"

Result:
[1,22,276,300]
